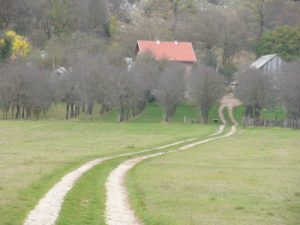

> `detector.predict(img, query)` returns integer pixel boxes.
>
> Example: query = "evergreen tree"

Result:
[257,25,300,61]
[0,38,12,62]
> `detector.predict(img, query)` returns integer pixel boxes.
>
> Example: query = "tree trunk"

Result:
[26,107,31,119]
[88,103,94,115]
[15,105,20,120]
[258,0,265,38]
[245,105,253,118]
[253,106,261,119]
[71,104,74,118]
[201,107,209,124]
[101,103,111,114]
[22,106,25,119]
[172,1,179,35]
[66,104,70,120]
[163,110,169,122]
[76,105,80,117]
[12,106,14,119]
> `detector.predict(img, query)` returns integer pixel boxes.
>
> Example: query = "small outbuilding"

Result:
[250,54,285,74]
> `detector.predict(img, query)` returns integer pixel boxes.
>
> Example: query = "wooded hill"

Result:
[1,0,299,65]
[0,0,299,123]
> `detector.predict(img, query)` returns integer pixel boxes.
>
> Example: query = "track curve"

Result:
[23,137,202,225]
[105,95,241,225]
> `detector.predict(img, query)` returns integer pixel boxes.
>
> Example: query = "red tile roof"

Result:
[136,40,197,63]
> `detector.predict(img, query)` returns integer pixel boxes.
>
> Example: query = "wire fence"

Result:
[243,118,300,129]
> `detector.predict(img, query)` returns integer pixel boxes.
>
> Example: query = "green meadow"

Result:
[0,120,215,225]
[127,128,300,225]
[44,102,287,123]
[0,103,293,225]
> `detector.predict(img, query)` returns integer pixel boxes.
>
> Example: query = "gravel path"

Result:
[23,138,199,225]
[218,104,227,125]
[105,96,241,225]
[220,94,242,126]
[24,94,241,225]
[23,158,111,225]
[211,124,225,136]
[105,125,237,225]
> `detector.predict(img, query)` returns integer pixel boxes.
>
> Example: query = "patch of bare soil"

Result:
[219,94,242,125]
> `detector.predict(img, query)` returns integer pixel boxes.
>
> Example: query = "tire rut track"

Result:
[23,135,204,225]
[105,95,241,225]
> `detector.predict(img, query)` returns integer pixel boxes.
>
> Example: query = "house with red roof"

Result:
[135,40,197,75]
[136,40,197,63]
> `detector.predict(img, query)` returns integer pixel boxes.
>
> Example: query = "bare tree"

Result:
[115,67,132,122]
[0,0,20,29]
[257,0,265,38]
[0,61,53,119]
[279,62,300,120]
[128,56,160,117]
[236,69,277,119]
[43,32,105,70]
[219,11,246,67]
[96,64,119,115]
[265,0,300,29]
[51,51,107,120]
[0,63,16,118]
[188,64,225,123]
[70,52,98,116]
[181,8,221,52]
[108,56,160,122]
[181,7,246,71]
[51,60,80,120]
[154,62,185,122]
[115,16,173,58]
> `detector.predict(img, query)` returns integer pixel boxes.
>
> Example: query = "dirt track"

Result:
[23,158,110,225]
[105,95,241,225]
[219,94,242,126]
[23,139,197,225]
[24,94,241,225]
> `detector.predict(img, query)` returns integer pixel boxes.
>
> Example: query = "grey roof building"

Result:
[250,54,285,74]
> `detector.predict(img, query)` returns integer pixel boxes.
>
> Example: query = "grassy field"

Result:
[233,106,287,123]
[0,120,216,225]
[55,131,214,225]
[46,102,218,123]
[0,101,285,124]
[127,128,300,225]
[46,102,287,123]
[0,102,291,225]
